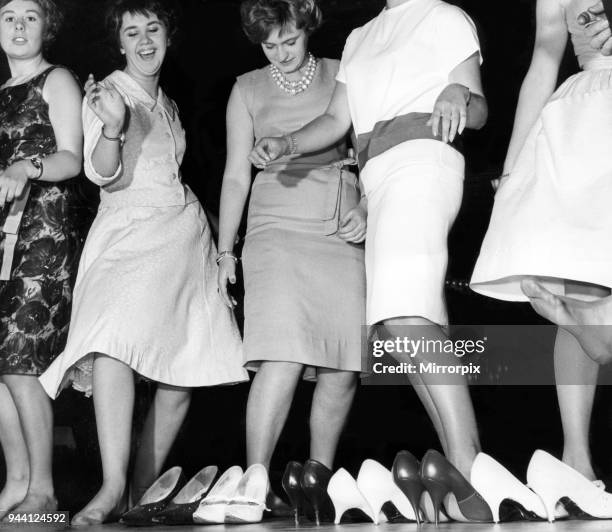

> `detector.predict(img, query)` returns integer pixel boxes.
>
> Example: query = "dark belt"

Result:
[357,112,462,170]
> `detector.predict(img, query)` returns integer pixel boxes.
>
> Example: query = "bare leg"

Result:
[0,382,29,519]
[246,361,303,468]
[555,330,598,479]
[381,317,480,477]
[130,385,191,504]
[555,281,608,480]
[522,279,612,364]
[2,375,56,514]
[309,370,357,468]
[72,355,134,526]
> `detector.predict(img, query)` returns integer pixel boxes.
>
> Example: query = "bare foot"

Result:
[71,487,125,527]
[0,478,29,520]
[522,279,612,364]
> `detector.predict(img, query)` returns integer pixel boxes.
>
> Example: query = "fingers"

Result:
[0,184,8,208]
[601,35,612,55]
[429,108,442,137]
[217,274,236,309]
[249,142,272,169]
[339,225,366,243]
[588,1,605,15]
[448,107,461,143]
[84,73,96,92]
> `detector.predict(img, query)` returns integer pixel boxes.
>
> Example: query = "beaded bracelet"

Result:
[216,251,239,265]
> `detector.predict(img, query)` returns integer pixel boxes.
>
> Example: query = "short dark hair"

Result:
[0,0,63,45]
[106,0,178,50]
[240,0,322,44]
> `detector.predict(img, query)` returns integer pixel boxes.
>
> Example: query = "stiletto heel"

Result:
[327,468,377,524]
[392,450,424,524]
[420,477,447,526]
[356,459,418,522]
[152,465,218,525]
[420,449,493,523]
[120,466,185,525]
[527,450,612,521]
[282,461,304,525]
[300,459,334,525]
[471,453,546,523]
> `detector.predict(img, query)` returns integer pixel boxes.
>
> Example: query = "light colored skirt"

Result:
[471,67,612,301]
[242,167,366,380]
[39,199,248,398]
[361,139,464,327]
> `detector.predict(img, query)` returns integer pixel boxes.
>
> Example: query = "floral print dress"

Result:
[0,66,85,375]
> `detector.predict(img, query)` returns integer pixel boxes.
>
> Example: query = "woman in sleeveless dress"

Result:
[471,0,612,499]
[0,0,84,518]
[39,0,248,525]
[217,0,366,504]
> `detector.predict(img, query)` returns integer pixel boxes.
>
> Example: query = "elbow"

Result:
[471,98,488,130]
[66,153,83,178]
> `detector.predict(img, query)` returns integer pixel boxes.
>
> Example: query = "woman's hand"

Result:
[0,160,34,207]
[428,83,471,143]
[85,74,126,135]
[248,137,290,169]
[338,204,367,244]
[217,257,238,309]
[582,2,612,55]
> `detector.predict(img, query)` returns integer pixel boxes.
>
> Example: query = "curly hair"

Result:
[0,0,63,45]
[240,0,322,44]
[106,0,178,50]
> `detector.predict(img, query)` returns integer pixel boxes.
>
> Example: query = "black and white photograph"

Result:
[2,0,612,531]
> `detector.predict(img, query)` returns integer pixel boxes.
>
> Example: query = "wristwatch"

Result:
[29,156,44,180]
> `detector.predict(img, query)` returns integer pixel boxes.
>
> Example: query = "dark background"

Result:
[2,0,612,512]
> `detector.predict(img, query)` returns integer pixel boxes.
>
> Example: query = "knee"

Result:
[156,386,191,410]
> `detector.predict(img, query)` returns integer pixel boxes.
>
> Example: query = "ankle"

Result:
[562,455,596,480]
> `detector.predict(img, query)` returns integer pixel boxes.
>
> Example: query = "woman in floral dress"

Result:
[0,0,84,518]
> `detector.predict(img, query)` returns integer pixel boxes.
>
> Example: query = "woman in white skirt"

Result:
[39,0,248,525]
[250,0,490,521]
[471,0,612,490]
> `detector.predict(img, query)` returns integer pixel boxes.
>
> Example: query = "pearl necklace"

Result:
[269,53,318,96]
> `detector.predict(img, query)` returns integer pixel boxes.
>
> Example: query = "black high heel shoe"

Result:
[282,461,306,525]
[120,466,185,526]
[152,465,218,525]
[392,450,425,525]
[300,459,335,525]
[420,450,493,525]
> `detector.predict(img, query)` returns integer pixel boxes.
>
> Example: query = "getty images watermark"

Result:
[362,325,612,385]
[371,336,486,376]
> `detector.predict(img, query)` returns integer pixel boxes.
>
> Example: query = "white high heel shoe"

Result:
[527,450,612,522]
[356,459,420,523]
[470,452,546,523]
[327,468,378,524]
[193,465,243,524]
[225,464,269,523]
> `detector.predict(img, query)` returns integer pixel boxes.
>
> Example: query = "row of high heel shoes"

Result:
[118,449,612,527]
[284,450,612,525]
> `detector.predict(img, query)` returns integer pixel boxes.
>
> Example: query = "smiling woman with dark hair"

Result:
[0,0,83,519]
[39,0,248,526]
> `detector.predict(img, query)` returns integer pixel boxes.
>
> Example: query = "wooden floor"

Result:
[3,518,612,532]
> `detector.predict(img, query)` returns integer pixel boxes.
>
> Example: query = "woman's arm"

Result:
[217,82,256,308]
[249,81,352,168]
[40,68,83,181]
[503,0,567,174]
[0,68,83,206]
[429,52,488,143]
[83,75,127,183]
